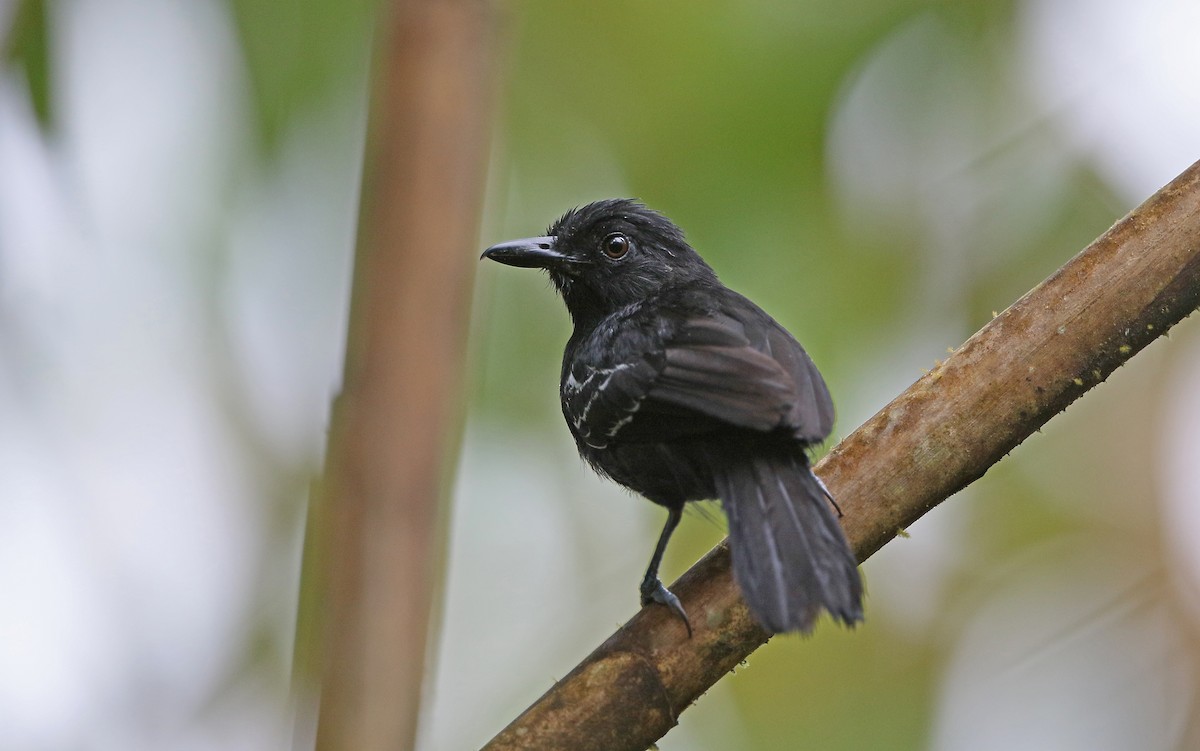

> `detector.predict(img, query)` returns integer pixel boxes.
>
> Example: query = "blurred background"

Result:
[2,0,1199,748]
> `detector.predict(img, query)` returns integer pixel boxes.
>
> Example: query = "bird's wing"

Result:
[724,301,835,441]
[649,314,798,432]
[564,310,830,448]
[562,354,665,449]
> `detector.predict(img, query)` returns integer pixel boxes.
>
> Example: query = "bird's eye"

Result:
[602,233,630,259]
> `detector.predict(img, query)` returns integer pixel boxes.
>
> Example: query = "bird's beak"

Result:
[480,236,567,269]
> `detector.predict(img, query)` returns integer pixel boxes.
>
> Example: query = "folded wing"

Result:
[564,306,833,448]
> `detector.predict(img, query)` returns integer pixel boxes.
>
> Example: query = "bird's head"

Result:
[482,199,717,324]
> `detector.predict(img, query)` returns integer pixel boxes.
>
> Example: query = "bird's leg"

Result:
[639,505,691,636]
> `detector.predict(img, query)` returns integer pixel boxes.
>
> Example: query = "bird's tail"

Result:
[716,452,863,633]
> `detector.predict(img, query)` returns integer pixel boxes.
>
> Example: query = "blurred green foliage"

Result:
[3,0,52,127]
[226,0,376,152]
[4,0,1192,748]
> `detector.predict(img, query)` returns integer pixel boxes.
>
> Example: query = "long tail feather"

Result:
[717,453,863,633]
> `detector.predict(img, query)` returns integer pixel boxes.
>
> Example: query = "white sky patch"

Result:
[1017,0,1200,202]
[0,0,297,747]
[931,540,1193,751]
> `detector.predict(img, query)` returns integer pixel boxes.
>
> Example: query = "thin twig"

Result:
[483,159,1200,751]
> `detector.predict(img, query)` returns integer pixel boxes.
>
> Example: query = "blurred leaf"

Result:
[731,624,936,751]
[225,0,376,153]
[3,0,53,130]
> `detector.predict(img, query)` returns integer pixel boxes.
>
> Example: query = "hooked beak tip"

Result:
[480,236,564,269]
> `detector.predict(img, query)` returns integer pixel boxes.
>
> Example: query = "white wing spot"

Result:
[605,398,643,438]
[574,363,632,429]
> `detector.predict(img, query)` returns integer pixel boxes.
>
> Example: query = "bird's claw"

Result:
[640,577,692,637]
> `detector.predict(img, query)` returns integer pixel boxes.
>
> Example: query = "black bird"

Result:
[482,199,863,634]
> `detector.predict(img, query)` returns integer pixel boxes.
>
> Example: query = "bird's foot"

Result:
[640,576,692,637]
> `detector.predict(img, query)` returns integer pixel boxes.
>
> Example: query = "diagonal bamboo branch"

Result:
[483,158,1200,751]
